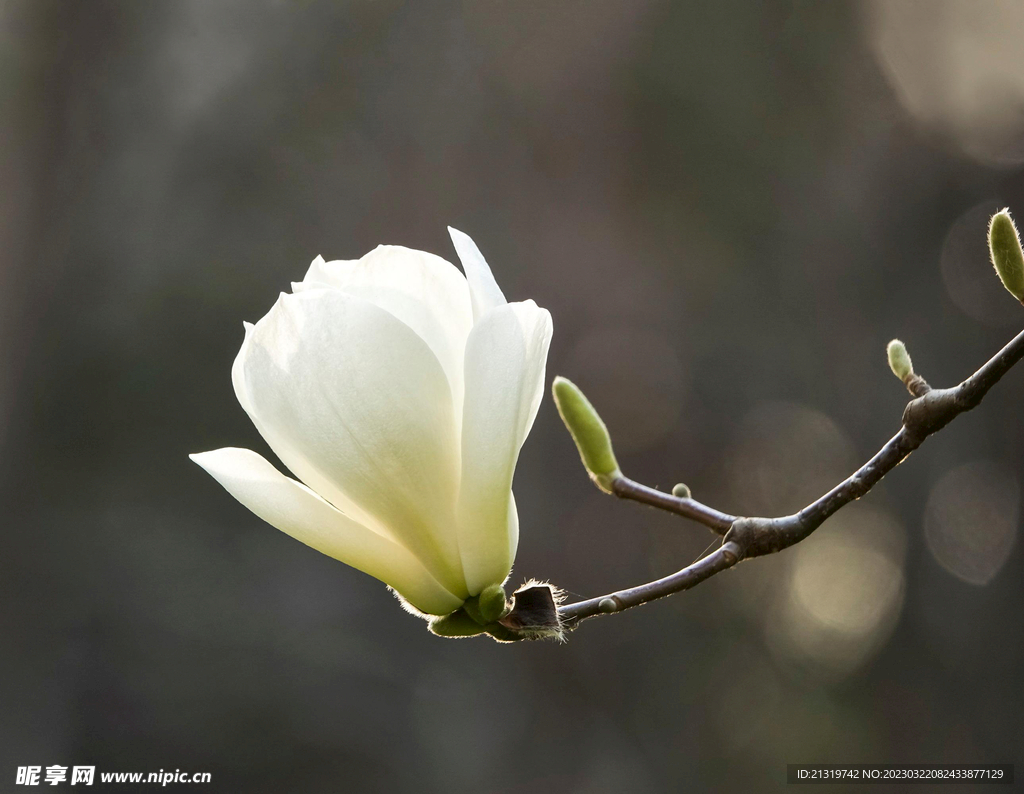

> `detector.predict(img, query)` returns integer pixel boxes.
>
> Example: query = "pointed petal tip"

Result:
[447,226,477,249]
[447,226,506,319]
[190,447,248,471]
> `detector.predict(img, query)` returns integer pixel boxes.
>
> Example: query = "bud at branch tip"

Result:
[989,208,1024,304]
[886,339,931,397]
[552,376,621,492]
[886,339,913,382]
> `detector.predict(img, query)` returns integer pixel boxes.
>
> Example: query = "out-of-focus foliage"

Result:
[1,1,1022,791]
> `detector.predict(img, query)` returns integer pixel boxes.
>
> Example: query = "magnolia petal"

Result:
[298,246,473,418]
[231,317,377,531]
[236,288,468,598]
[507,491,520,565]
[448,227,507,322]
[190,448,464,615]
[457,300,552,593]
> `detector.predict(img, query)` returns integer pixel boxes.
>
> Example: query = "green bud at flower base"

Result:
[461,583,509,625]
[428,609,488,638]
[476,583,509,623]
[989,209,1024,303]
[431,582,556,642]
[886,339,914,382]
[552,376,621,492]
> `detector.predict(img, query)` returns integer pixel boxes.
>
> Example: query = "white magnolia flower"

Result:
[191,228,552,617]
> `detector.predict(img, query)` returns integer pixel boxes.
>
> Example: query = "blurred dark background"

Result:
[3,1,1024,791]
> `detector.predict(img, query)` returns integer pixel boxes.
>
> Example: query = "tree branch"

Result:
[558,326,1024,629]
[610,476,735,534]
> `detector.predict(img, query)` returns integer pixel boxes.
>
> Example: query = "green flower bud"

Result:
[886,339,931,397]
[477,583,509,623]
[461,583,509,625]
[886,339,913,382]
[552,376,621,492]
[428,609,487,638]
[989,208,1024,303]
[671,483,691,499]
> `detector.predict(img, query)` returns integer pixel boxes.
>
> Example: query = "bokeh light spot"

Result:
[768,506,907,681]
[866,0,1024,166]
[925,460,1019,586]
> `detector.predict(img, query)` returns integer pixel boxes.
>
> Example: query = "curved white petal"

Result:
[507,491,519,566]
[456,300,552,593]
[235,288,468,598]
[190,448,463,616]
[298,246,473,419]
[231,318,377,532]
[448,227,507,322]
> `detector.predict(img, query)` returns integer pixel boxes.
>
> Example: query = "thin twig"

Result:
[559,326,1024,628]
[610,477,735,534]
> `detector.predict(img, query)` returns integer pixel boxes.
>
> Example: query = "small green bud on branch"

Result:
[887,339,914,381]
[552,376,621,492]
[671,483,691,499]
[887,339,930,397]
[989,208,1024,304]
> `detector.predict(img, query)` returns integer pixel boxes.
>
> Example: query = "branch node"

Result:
[902,387,959,437]
[722,518,754,556]
[720,540,742,564]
